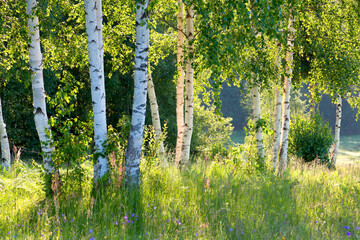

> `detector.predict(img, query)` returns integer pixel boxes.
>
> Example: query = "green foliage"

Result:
[289,114,333,164]
[191,99,233,157]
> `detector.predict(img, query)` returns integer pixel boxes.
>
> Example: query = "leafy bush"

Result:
[289,114,333,164]
[191,100,233,158]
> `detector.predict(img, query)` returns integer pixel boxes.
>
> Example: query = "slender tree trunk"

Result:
[147,63,165,165]
[278,16,294,174]
[175,0,185,166]
[0,97,10,170]
[84,0,108,180]
[27,0,54,175]
[125,0,149,186]
[272,85,282,171]
[331,94,342,168]
[252,85,265,164]
[309,84,316,118]
[181,4,194,165]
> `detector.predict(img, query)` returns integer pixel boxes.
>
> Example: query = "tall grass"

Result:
[1,159,360,239]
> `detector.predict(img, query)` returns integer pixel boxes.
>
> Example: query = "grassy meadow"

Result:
[1,152,360,239]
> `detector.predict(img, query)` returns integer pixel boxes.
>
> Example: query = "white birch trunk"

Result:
[332,94,342,167]
[84,0,108,179]
[147,63,165,165]
[27,0,54,174]
[181,4,194,165]
[272,86,282,171]
[175,0,185,166]
[252,85,265,161]
[0,97,11,170]
[125,0,149,186]
[278,17,295,174]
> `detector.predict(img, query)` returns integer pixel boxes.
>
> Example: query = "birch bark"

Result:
[147,63,165,165]
[175,0,185,166]
[182,4,194,165]
[125,0,149,186]
[278,17,295,174]
[27,0,54,174]
[252,85,265,162]
[84,0,108,179]
[0,97,10,170]
[331,94,342,167]
[272,86,282,171]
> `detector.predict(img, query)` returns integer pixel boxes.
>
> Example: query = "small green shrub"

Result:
[289,114,333,164]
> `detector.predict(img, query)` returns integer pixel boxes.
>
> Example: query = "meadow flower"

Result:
[145,232,148,235]
[346,231,351,236]
[154,207,157,210]
[230,228,233,232]
[315,221,319,223]
[124,216,128,220]
[356,226,360,230]
[115,221,118,225]
[90,229,93,233]
[131,213,135,217]
[344,226,351,230]
[90,238,95,240]
[195,233,198,236]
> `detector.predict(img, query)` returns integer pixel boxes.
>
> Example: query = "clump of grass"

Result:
[1,159,359,239]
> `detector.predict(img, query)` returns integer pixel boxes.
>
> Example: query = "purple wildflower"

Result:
[230,228,233,232]
[343,226,351,230]
[132,213,135,217]
[195,233,198,236]
[356,226,360,230]
[145,232,148,235]
[347,231,351,236]
[115,221,118,225]
[89,229,93,233]
[124,216,128,220]
[315,221,319,223]
[154,207,156,210]
[241,231,244,234]
[131,221,134,224]
[90,238,95,240]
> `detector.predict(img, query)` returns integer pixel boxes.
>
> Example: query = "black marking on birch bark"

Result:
[139,47,149,53]
[90,39,96,44]
[94,69,100,73]
[92,101,96,105]
[135,67,146,71]
[95,86,100,91]
[34,68,41,71]
[101,93,105,99]
[135,21,140,26]
[126,163,140,168]
[28,44,34,49]
[140,63,147,68]
[35,107,44,115]
[92,2,97,10]
[2,135,8,139]
[136,56,144,60]
[95,26,100,32]
[140,80,147,83]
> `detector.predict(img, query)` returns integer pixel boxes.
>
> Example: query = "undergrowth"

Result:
[0,160,360,239]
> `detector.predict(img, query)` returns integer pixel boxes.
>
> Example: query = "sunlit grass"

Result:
[1,159,360,239]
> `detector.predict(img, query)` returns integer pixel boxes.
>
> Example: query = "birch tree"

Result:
[278,16,295,174]
[272,85,282,171]
[181,4,194,165]
[84,0,108,180]
[175,0,185,166]
[125,0,149,187]
[0,96,10,170]
[252,84,265,162]
[147,63,165,164]
[27,0,55,175]
[332,95,342,167]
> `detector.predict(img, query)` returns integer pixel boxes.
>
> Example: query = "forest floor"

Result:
[1,155,360,239]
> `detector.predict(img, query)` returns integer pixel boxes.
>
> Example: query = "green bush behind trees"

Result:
[289,114,333,164]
